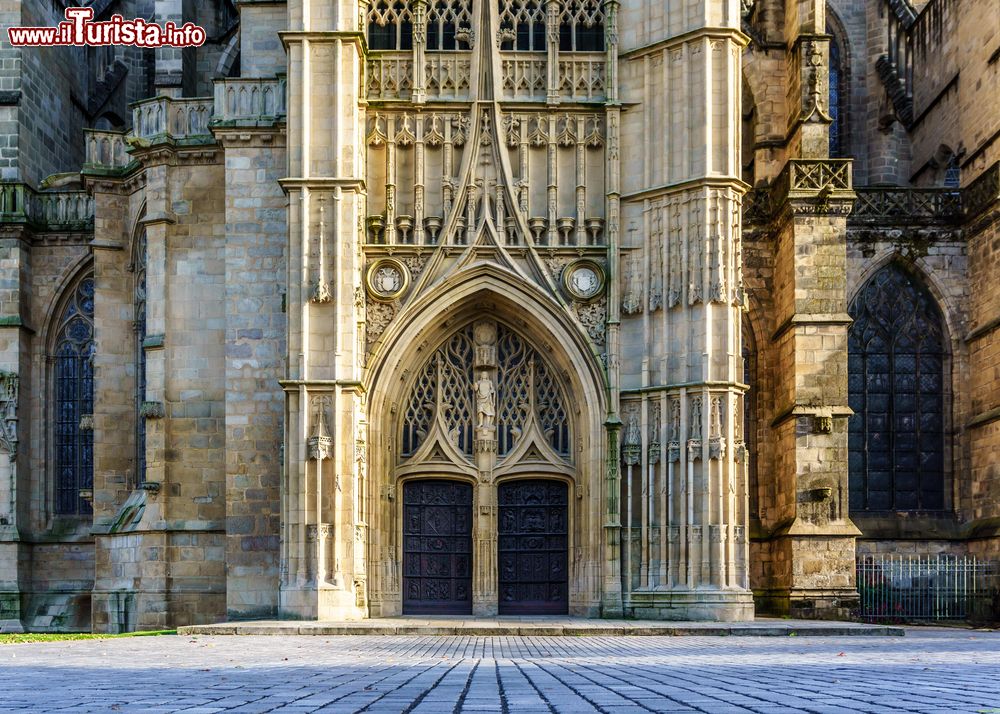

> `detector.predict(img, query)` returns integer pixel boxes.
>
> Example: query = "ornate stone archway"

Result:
[371,313,592,616]
[367,281,605,617]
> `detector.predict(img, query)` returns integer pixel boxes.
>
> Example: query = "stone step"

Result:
[179,618,904,637]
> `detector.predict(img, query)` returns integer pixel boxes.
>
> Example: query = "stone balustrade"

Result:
[132,96,213,142]
[0,182,94,231]
[84,129,130,170]
[852,187,962,225]
[744,159,1000,229]
[213,77,287,124]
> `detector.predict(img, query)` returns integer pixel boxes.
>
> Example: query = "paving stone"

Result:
[1,629,999,712]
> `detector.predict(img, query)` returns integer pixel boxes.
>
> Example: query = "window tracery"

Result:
[401,321,570,461]
[498,0,547,52]
[53,274,95,516]
[368,0,414,51]
[427,0,474,50]
[559,0,605,52]
[848,264,946,512]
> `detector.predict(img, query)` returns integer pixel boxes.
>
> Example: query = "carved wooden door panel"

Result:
[402,479,473,614]
[498,480,568,615]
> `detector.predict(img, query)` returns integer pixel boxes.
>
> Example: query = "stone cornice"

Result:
[128,143,221,168]
[279,30,366,51]
[211,125,287,149]
[620,26,750,60]
[621,381,748,395]
[278,178,366,194]
[620,176,749,202]
[770,312,852,342]
[769,403,854,429]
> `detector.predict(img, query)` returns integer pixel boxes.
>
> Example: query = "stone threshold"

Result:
[178,617,904,637]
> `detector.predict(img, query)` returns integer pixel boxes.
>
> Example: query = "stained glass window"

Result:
[829,33,846,158]
[53,275,95,516]
[134,232,147,485]
[848,264,945,512]
[944,155,961,189]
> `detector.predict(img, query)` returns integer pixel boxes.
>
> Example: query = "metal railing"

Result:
[857,554,1000,623]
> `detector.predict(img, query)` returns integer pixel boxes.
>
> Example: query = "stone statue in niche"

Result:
[474,371,496,430]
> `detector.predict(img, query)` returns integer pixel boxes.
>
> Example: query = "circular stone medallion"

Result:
[366,259,409,301]
[563,260,605,301]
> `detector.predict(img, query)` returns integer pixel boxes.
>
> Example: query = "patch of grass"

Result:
[0,630,175,645]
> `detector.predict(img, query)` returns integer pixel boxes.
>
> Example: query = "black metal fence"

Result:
[857,555,1000,624]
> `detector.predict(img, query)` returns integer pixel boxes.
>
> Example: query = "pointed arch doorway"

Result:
[394,316,577,616]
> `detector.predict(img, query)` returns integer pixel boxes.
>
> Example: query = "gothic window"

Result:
[559,0,605,52]
[368,0,414,51]
[52,274,95,516]
[427,0,473,50]
[134,231,147,485]
[827,19,849,158]
[848,264,946,512]
[498,0,547,51]
[943,155,961,189]
[401,321,570,460]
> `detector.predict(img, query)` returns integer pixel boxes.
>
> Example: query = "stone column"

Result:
[472,320,498,615]
[760,158,860,618]
[280,0,368,620]
[0,232,27,633]
[617,0,753,620]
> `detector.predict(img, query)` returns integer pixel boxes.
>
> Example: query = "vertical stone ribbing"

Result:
[280,0,368,620]
[616,0,753,621]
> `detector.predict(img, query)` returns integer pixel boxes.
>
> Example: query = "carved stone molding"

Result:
[139,401,165,419]
[0,371,17,459]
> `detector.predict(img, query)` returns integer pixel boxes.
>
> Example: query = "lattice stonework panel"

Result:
[848,264,946,512]
[400,321,571,462]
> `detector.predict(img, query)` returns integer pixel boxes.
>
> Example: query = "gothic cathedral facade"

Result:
[0,0,998,631]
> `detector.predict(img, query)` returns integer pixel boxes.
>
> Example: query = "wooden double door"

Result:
[402,479,568,615]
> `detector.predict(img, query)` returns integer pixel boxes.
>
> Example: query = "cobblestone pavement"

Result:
[2,630,1000,713]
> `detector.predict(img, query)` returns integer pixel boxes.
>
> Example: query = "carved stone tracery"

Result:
[400,320,571,465]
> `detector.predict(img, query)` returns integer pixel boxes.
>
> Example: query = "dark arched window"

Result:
[559,0,605,52]
[943,154,961,189]
[828,32,848,158]
[498,0,547,51]
[367,0,413,50]
[53,274,95,516]
[848,264,946,512]
[426,0,473,50]
[134,232,147,484]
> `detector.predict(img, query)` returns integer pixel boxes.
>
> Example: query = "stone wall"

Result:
[17,0,88,184]
[221,138,287,620]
